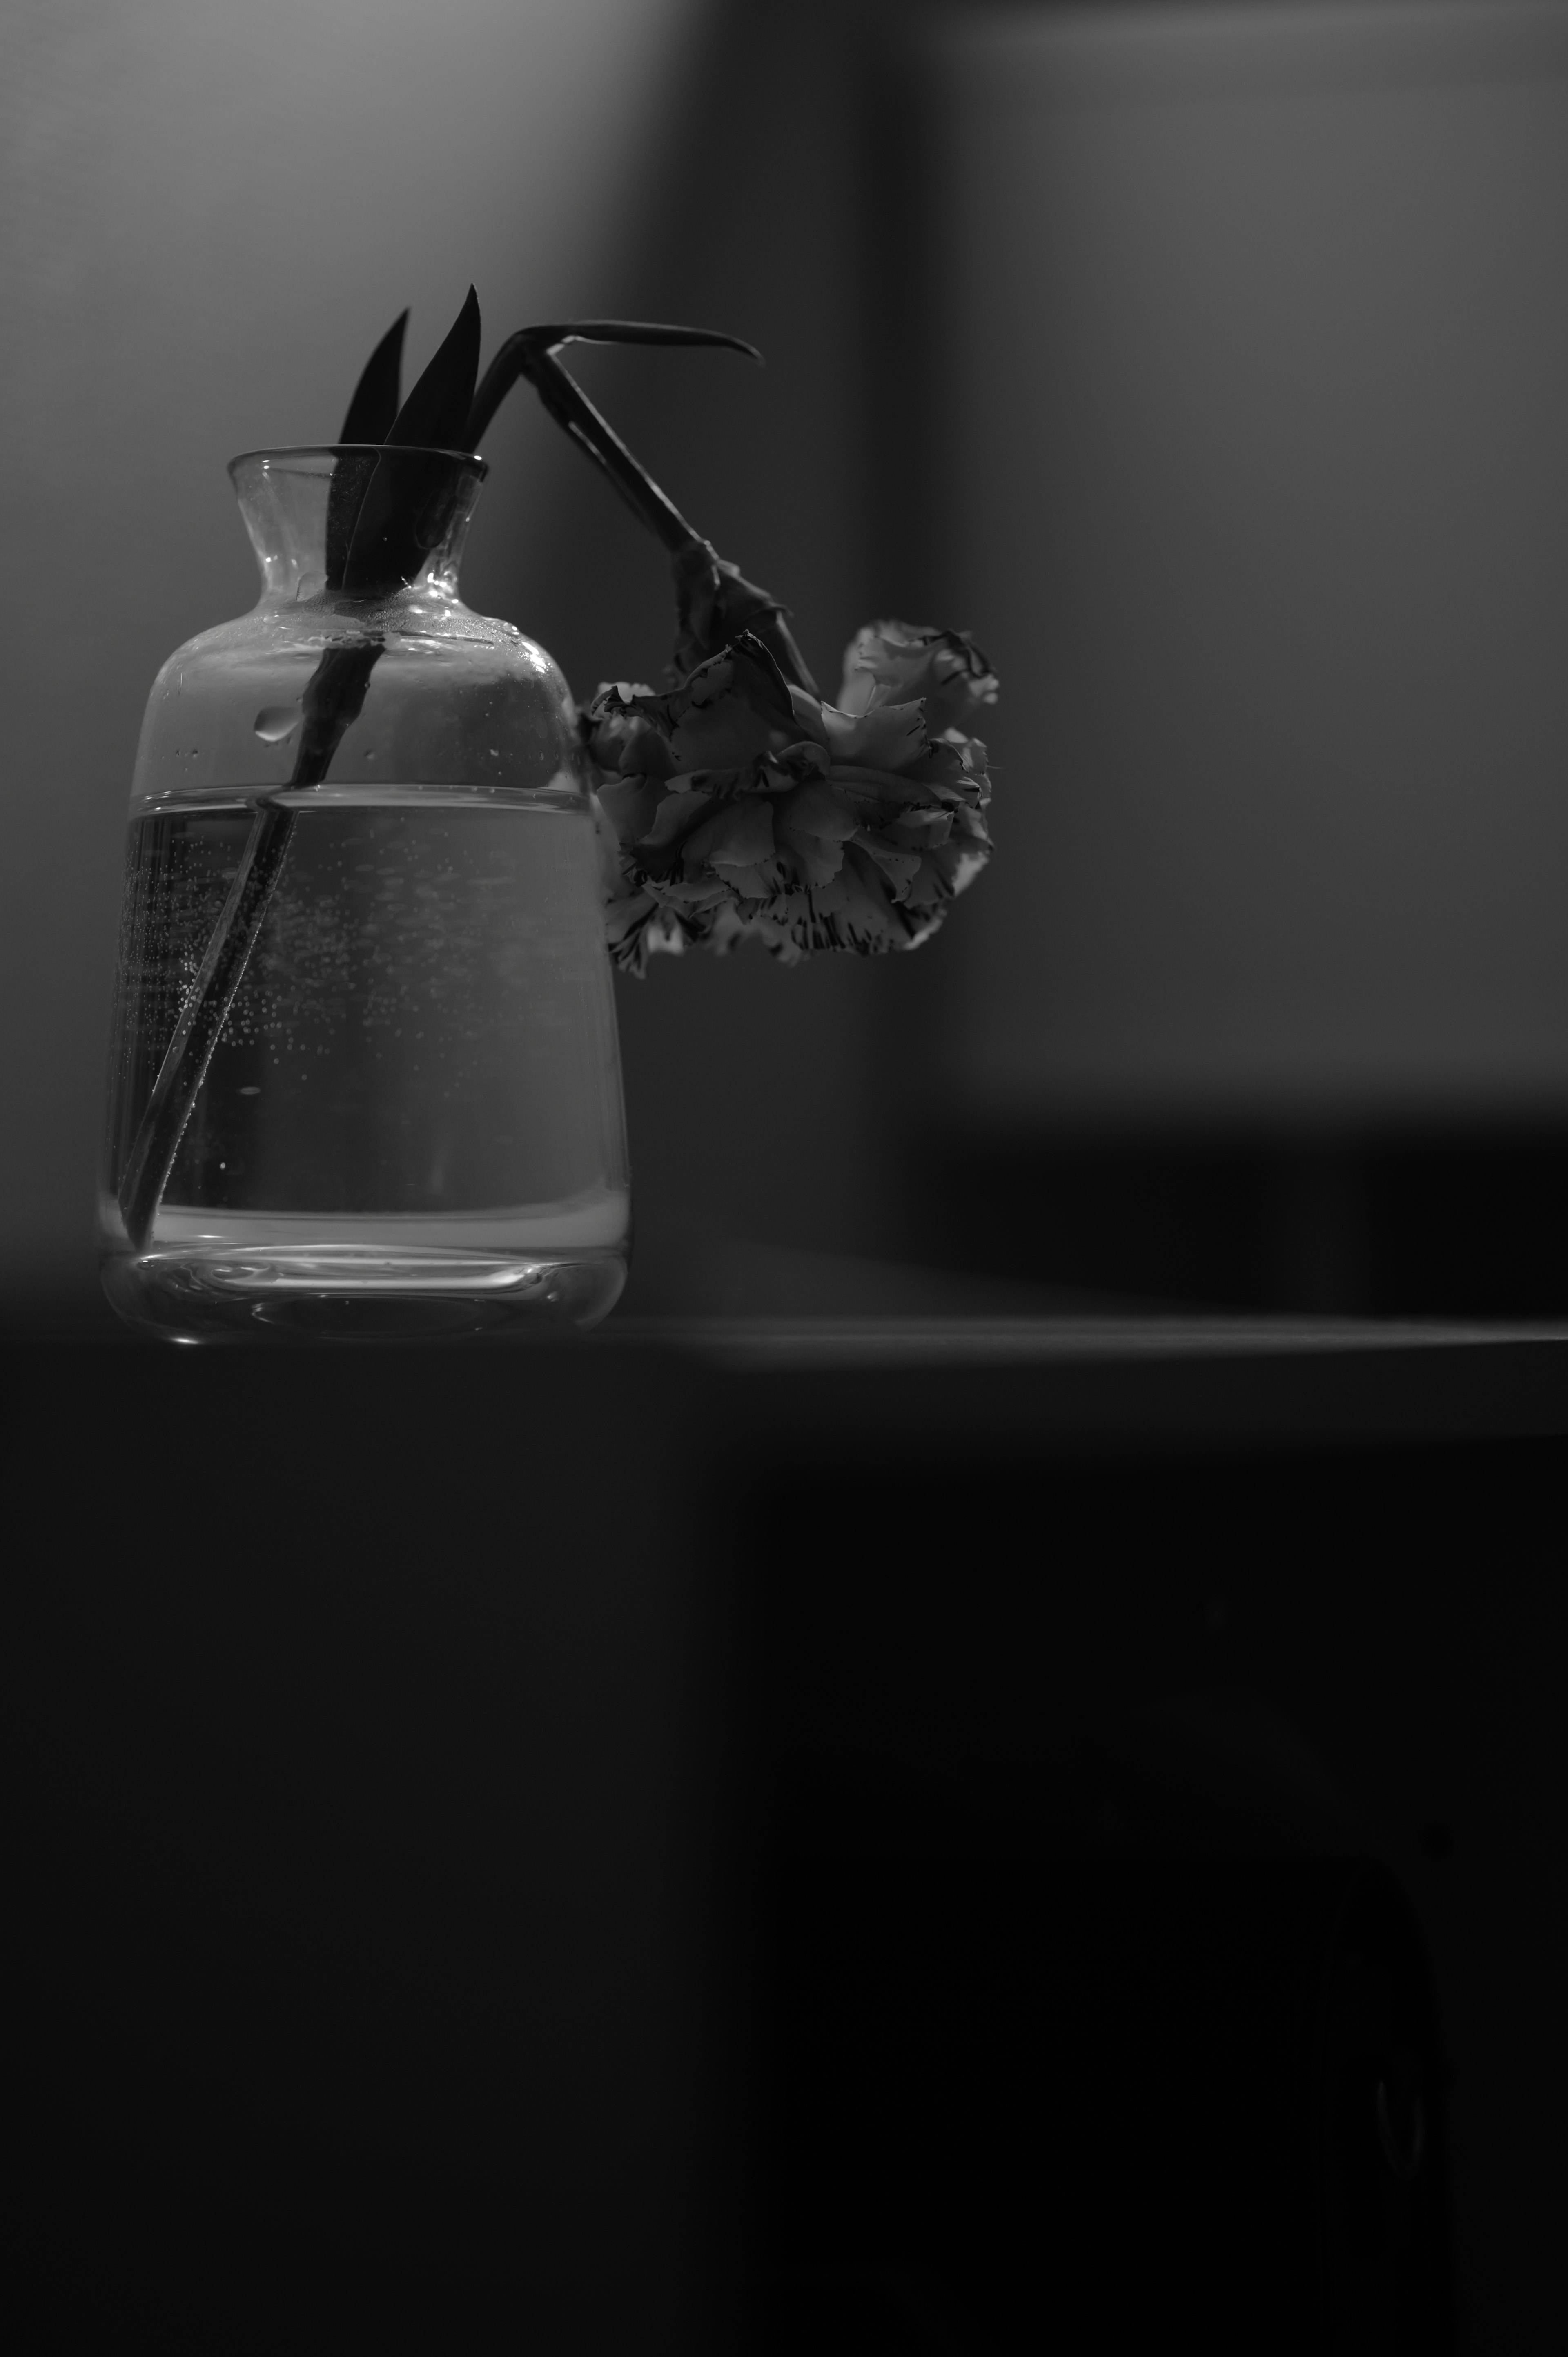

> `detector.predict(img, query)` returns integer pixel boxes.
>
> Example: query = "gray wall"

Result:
[918,0,1568,1130]
[12,0,1568,1312]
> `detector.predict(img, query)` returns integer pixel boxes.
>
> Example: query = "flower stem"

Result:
[466,324,818,693]
[469,324,712,556]
[117,638,382,1253]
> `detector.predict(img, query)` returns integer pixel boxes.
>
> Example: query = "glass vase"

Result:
[100,446,630,1341]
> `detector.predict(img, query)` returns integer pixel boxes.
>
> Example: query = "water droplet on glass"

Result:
[254,705,301,743]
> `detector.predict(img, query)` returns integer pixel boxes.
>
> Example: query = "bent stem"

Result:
[466,320,755,554]
[471,324,819,694]
[117,638,382,1253]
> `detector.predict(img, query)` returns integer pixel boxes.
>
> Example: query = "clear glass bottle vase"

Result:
[100,445,630,1340]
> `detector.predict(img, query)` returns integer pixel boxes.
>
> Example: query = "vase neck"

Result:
[228,446,488,603]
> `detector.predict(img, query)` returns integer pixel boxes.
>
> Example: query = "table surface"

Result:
[608,1310,1568,1358]
[11,1299,1568,1451]
[595,1314,1568,1450]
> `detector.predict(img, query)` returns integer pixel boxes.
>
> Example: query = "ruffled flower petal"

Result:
[852,828,924,897]
[885,805,953,849]
[777,780,861,842]
[582,684,676,780]
[786,684,831,746]
[820,696,929,774]
[640,784,716,852]
[595,775,665,848]
[681,797,784,903]
[586,618,997,968]
[839,620,999,738]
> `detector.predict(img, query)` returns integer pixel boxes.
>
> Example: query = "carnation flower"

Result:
[584,623,995,974]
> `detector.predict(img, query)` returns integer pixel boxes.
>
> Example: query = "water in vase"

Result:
[103,785,630,1333]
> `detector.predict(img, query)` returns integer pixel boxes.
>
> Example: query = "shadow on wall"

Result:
[503,0,926,1314]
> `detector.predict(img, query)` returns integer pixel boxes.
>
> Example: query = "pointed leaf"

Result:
[339,310,408,444]
[389,286,482,452]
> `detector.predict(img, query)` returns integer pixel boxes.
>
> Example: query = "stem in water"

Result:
[117,638,382,1252]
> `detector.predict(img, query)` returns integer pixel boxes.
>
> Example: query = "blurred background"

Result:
[8,0,1568,1319]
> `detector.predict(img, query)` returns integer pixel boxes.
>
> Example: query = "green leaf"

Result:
[338,310,408,444]
[389,286,482,453]
[324,292,482,596]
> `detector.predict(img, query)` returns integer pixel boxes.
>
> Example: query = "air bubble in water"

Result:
[254,705,301,743]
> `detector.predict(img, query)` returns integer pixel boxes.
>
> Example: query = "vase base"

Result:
[101,1245,627,1343]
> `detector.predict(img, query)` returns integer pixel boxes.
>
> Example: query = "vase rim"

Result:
[227,444,488,482]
